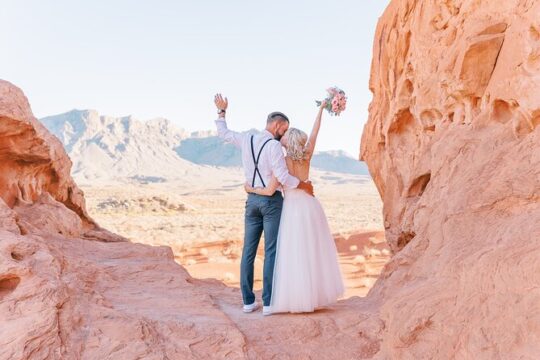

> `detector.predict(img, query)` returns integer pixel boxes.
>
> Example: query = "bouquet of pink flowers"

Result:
[316,87,347,116]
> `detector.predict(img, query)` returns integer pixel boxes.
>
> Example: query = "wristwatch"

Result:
[217,109,226,114]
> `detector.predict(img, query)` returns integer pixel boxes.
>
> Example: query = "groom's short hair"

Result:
[267,111,289,124]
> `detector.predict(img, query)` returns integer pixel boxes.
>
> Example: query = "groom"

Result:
[214,94,314,315]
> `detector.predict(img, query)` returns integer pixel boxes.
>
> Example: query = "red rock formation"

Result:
[361,0,540,358]
[0,82,123,241]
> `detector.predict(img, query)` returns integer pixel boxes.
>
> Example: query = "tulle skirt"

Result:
[270,188,345,313]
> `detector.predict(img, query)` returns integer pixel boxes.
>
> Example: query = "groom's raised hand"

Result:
[214,93,228,111]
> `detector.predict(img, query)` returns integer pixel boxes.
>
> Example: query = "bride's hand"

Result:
[244,183,253,193]
[319,100,327,110]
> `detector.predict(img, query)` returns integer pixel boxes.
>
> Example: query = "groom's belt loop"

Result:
[250,135,273,187]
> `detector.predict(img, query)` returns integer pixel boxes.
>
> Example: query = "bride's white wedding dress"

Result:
[270,187,345,313]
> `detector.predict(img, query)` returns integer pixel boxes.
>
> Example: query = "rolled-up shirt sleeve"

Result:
[215,118,244,148]
[269,142,300,189]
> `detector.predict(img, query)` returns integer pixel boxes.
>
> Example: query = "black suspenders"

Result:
[250,135,273,187]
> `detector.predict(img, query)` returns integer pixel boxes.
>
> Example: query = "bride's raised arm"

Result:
[305,101,326,159]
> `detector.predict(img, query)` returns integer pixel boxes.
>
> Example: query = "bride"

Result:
[245,101,345,314]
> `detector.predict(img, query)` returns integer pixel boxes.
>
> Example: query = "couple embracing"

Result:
[214,94,344,316]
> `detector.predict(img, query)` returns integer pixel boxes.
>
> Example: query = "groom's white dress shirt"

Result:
[215,118,300,190]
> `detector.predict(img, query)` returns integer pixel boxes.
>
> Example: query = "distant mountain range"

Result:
[175,138,369,175]
[41,109,369,182]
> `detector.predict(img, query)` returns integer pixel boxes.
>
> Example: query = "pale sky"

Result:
[1,1,389,156]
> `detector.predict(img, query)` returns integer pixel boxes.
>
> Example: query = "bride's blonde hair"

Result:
[286,128,309,161]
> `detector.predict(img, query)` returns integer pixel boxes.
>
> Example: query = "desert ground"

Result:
[80,169,388,298]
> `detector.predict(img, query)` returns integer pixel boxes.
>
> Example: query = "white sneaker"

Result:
[243,302,259,313]
[262,306,272,316]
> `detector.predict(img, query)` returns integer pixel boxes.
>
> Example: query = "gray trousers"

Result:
[241,191,283,306]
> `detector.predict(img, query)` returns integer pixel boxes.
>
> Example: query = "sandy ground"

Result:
[80,169,388,298]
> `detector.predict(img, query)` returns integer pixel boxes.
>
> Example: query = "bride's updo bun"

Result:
[286,128,309,161]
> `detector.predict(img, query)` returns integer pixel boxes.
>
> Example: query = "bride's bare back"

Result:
[285,156,310,182]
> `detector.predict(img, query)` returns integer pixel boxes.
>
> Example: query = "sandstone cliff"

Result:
[361,0,540,358]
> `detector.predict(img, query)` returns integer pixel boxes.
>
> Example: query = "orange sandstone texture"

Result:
[361,0,540,358]
[0,82,121,241]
